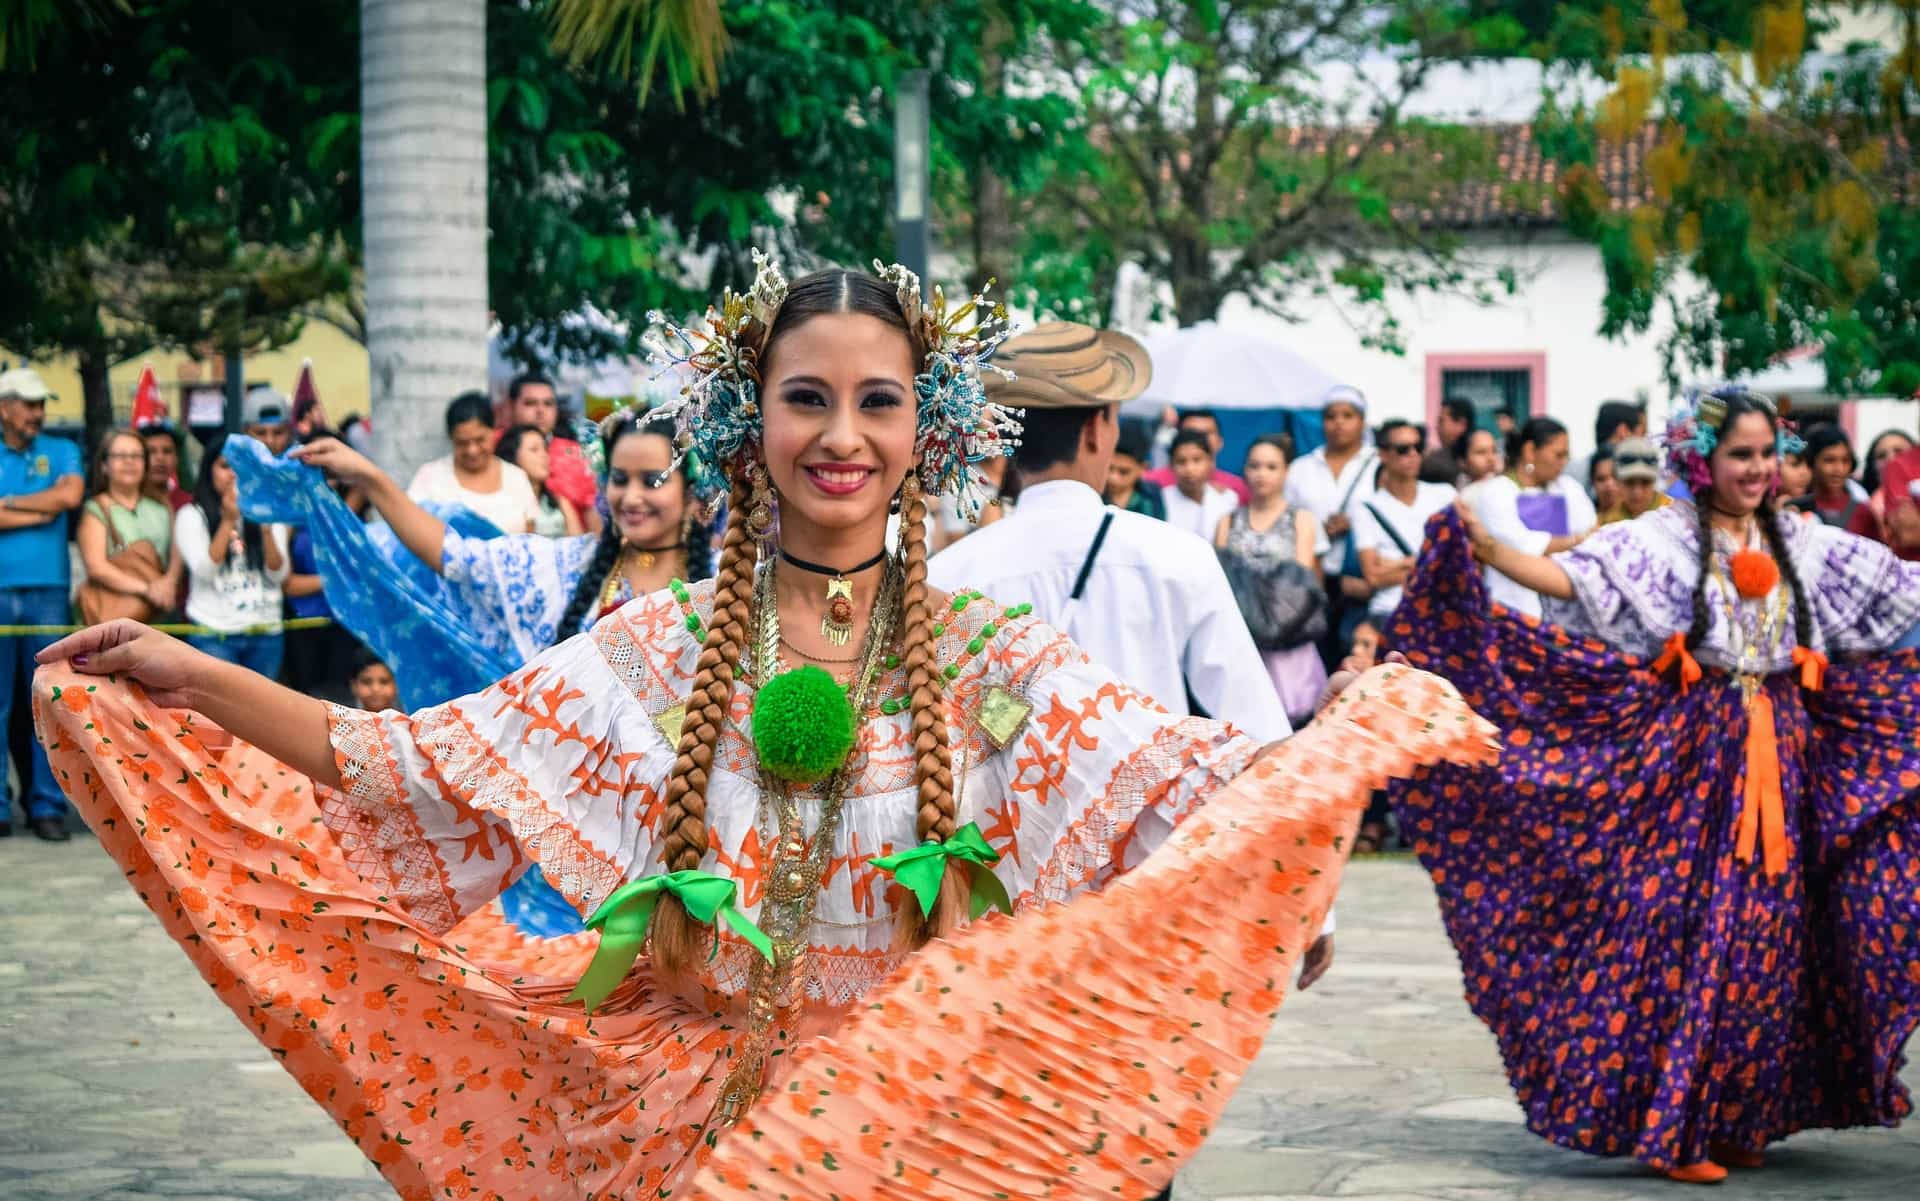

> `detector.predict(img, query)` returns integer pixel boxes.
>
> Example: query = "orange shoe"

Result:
[1709,1145,1765,1169]
[1665,1162,1729,1185]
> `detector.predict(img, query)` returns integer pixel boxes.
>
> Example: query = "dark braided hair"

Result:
[1684,390,1812,652]
[552,411,710,644]
[191,433,266,572]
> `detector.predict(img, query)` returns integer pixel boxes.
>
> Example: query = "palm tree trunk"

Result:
[360,0,489,485]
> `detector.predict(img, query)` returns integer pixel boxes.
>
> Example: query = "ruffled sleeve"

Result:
[438,528,601,663]
[1544,506,1698,657]
[320,597,681,936]
[1792,519,1920,653]
[949,608,1263,908]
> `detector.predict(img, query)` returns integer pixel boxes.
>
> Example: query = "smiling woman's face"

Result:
[602,431,687,546]
[758,311,919,546]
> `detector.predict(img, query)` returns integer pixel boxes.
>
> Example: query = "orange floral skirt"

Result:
[34,665,1494,1200]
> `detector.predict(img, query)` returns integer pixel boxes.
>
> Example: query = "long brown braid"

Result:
[649,471,758,975]
[894,476,971,946]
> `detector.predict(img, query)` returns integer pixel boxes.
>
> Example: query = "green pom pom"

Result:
[751,666,856,785]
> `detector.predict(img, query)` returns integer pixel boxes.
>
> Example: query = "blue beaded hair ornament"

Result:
[644,249,1022,521]
[1661,385,1803,496]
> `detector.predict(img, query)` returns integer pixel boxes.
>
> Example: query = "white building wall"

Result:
[1198,235,1677,460]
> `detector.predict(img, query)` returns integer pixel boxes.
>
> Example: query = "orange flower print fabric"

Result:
[33,581,1496,1200]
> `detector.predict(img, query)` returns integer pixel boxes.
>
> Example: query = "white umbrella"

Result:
[1121,321,1340,416]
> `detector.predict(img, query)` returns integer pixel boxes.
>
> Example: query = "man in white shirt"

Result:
[930,322,1289,743]
[1283,384,1376,576]
[929,323,1329,1028]
[1350,419,1456,623]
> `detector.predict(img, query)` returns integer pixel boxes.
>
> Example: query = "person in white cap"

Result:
[0,367,83,840]
[241,384,294,457]
[1283,384,1376,659]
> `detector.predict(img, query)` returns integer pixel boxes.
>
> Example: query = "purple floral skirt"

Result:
[1385,510,1919,1168]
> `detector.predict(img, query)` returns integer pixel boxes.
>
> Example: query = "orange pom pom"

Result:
[1729,548,1779,599]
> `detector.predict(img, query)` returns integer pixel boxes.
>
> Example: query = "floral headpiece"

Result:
[1661,386,1804,493]
[646,250,1022,521]
[577,395,723,506]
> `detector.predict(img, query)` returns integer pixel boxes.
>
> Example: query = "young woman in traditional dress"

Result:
[224,409,715,948]
[1388,388,1920,1184]
[34,258,1493,1200]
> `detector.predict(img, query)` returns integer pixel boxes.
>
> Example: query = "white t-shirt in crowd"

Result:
[1162,482,1240,541]
[1349,480,1457,617]
[406,456,540,535]
[1462,474,1597,618]
[1284,445,1378,574]
[174,505,291,632]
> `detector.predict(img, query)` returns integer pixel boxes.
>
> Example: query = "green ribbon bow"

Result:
[567,870,774,1014]
[871,821,1014,921]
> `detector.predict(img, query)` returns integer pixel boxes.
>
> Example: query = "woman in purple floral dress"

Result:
[1387,389,1920,1184]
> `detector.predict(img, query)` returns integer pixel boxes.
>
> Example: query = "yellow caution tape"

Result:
[0,616,336,637]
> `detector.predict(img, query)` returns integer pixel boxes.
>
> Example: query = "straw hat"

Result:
[986,322,1152,409]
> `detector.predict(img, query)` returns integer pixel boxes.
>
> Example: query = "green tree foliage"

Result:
[0,0,358,434]
[1528,1,1920,396]
[0,0,1100,389]
[488,0,1088,364]
[981,1,1532,340]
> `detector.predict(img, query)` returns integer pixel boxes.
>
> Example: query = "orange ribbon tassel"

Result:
[1652,633,1703,694]
[1737,689,1789,879]
[1792,646,1828,693]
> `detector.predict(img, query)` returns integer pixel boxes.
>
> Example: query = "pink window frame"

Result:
[1425,351,1548,431]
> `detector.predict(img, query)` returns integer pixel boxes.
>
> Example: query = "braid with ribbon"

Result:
[648,471,756,975]
[894,474,971,947]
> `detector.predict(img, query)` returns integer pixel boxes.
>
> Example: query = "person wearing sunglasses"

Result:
[1596,436,1672,525]
[1350,419,1456,629]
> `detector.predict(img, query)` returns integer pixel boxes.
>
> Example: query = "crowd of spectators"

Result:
[7,360,1919,844]
[1,369,593,840]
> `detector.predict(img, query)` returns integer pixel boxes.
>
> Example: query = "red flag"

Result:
[291,358,325,432]
[130,362,166,428]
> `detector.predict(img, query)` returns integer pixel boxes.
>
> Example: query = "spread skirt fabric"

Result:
[1384,510,1920,1169]
[34,665,1493,1200]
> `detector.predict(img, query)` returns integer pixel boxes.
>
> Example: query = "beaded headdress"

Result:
[1661,386,1804,494]
[645,250,1022,520]
[577,396,723,505]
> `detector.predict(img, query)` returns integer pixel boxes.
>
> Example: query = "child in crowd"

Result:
[1105,426,1166,519]
[347,648,400,714]
[1347,619,1381,674]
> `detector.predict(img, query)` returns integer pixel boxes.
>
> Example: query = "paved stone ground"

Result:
[2,831,1914,1201]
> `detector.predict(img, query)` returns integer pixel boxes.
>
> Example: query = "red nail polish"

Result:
[72,654,89,667]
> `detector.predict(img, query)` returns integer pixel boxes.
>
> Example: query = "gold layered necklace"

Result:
[596,542,683,611]
[712,554,901,1124]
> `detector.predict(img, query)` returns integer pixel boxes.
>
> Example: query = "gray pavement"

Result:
[1,833,1914,1201]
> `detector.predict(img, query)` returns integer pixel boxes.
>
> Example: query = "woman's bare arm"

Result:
[39,622,340,786]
